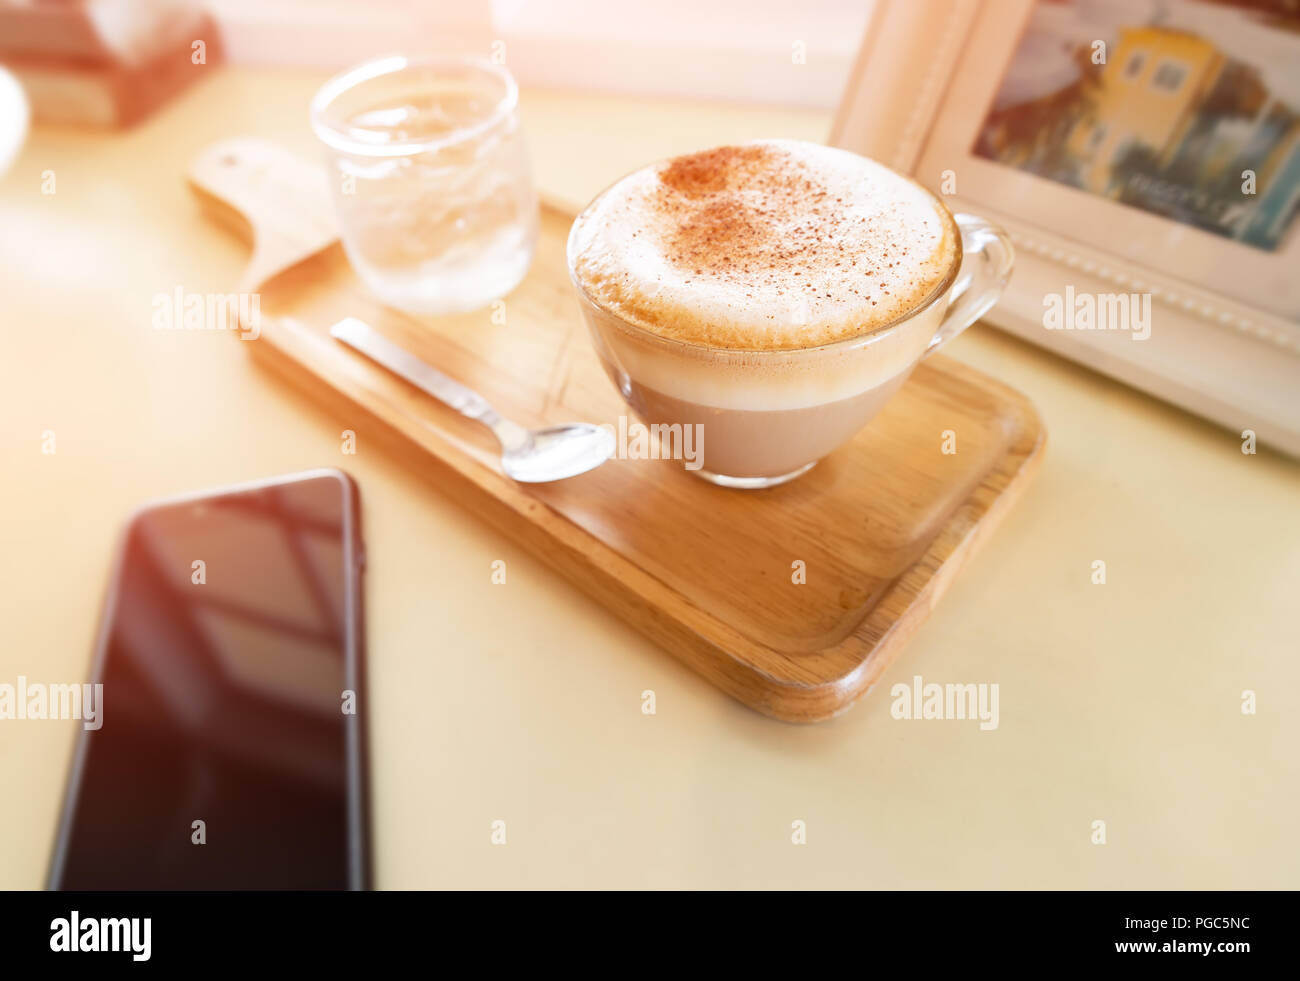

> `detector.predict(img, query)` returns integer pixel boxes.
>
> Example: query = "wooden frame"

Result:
[833,0,1300,456]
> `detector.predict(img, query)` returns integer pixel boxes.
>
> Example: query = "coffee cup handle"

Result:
[923,213,1015,358]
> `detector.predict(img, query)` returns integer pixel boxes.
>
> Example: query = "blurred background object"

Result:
[0,64,28,174]
[0,0,872,127]
[0,0,223,126]
[202,0,869,107]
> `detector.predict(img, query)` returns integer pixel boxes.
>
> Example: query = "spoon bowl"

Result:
[502,424,616,483]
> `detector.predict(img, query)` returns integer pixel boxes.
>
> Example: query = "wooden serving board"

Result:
[189,139,1045,723]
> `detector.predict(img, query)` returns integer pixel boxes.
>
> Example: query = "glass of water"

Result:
[311,54,539,315]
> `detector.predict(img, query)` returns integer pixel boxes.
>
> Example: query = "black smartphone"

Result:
[47,469,369,890]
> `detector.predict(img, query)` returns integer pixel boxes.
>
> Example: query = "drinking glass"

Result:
[311,54,539,315]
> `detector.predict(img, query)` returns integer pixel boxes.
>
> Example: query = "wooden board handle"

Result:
[188,138,339,292]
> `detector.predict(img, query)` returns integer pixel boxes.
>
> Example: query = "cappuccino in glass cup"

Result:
[567,140,1013,488]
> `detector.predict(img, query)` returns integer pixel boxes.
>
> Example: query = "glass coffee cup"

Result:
[566,143,1014,488]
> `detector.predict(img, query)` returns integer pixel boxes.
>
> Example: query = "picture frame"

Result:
[832,0,1300,456]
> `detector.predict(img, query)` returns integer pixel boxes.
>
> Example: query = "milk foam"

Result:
[569,139,957,351]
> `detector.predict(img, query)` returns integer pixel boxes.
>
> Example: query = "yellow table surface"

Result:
[1,68,1297,889]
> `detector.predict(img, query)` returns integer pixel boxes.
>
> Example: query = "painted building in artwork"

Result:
[1068,25,1225,194]
[1243,125,1300,246]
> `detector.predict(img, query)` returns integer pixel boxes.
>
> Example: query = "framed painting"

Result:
[833,0,1300,455]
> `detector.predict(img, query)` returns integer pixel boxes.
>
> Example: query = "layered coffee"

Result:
[568,139,964,484]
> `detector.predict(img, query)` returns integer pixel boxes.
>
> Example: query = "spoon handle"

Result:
[329,317,499,423]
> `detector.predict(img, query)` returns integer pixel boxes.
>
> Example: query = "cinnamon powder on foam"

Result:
[572,140,957,351]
